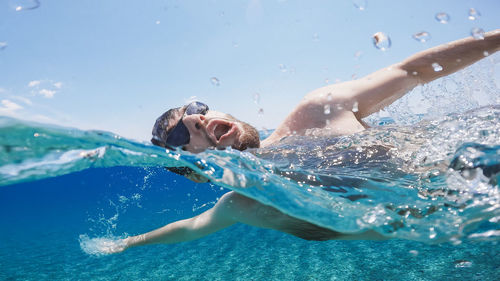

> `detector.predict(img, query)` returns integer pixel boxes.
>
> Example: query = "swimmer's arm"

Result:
[123,193,237,249]
[330,29,500,118]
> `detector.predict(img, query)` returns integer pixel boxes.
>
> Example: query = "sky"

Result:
[0,0,499,141]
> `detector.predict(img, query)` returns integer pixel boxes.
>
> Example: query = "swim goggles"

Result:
[152,101,209,149]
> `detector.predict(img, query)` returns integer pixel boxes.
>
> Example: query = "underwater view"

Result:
[1,0,500,280]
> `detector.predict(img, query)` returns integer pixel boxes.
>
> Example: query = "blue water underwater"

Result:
[1,59,500,280]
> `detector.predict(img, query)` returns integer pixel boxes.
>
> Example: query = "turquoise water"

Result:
[1,104,499,279]
[1,58,500,280]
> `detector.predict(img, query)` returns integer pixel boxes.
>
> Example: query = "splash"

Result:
[79,235,127,256]
[2,55,500,245]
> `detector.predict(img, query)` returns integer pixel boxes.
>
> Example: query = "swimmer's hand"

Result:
[79,236,130,255]
[98,238,129,254]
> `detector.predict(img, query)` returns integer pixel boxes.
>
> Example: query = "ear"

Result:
[185,171,210,183]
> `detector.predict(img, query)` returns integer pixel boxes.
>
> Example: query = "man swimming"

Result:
[107,30,500,253]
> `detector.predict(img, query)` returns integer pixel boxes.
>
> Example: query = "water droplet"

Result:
[0,42,7,50]
[155,20,161,25]
[432,62,443,72]
[258,108,264,116]
[412,31,431,43]
[323,104,331,115]
[435,12,450,24]
[471,27,485,40]
[12,0,40,11]
[253,93,260,105]
[312,33,320,41]
[372,32,391,51]
[326,93,333,101]
[468,8,480,20]
[352,0,366,11]
[483,51,489,57]
[279,64,287,73]
[352,101,359,112]
[210,77,220,86]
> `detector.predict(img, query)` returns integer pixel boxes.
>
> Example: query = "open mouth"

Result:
[214,123,231,141]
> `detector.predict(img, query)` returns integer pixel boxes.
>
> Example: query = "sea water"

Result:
[1,57,500,280]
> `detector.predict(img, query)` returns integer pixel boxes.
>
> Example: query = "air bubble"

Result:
[412,31,431,43]
[454,260,473,268]
[324,104,331,115]
[435,12,450,24]
[12,0,40,11]
[325,78,329,84]
[372,32,391,51]
[352,0,366,11]
[258,108,264,116]
[471,28,485,40]
[232,41,239,48]
[0,42,7,50]
[312,33,320,42]
[483,51,489,57]
[432,62,443,72]
[352,101,359,112]
[429,227,437,239]
[155,20,161,25]
[210,77,220,86]
[253,93,260,105]
[354,51,362,59]
[468,8,480,20]
[409,250,419,256]
[279,64,287,73]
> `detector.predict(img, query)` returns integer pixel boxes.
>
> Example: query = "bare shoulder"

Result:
[261,82,367,147]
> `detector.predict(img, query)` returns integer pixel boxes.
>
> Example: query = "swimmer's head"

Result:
[152,101,260,153]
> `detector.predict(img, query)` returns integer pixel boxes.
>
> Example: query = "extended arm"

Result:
[122,192,237,250]
[350,29,500,118]
[262,30,500,146]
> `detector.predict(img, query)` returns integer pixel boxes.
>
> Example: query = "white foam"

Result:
[78,234,126,256]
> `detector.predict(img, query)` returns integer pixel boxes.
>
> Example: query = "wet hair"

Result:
[151,107,183,147]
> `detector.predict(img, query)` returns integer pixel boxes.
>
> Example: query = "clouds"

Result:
[38,89,56,98]
[28,80,63,98]
[0,99,23,115]
[28,80,41,87]
[0,79,67,124]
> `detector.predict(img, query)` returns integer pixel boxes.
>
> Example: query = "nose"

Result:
[185,114,206,131]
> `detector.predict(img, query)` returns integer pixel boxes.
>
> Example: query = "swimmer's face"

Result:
[152,106,260,153]
[182,111,245,153]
